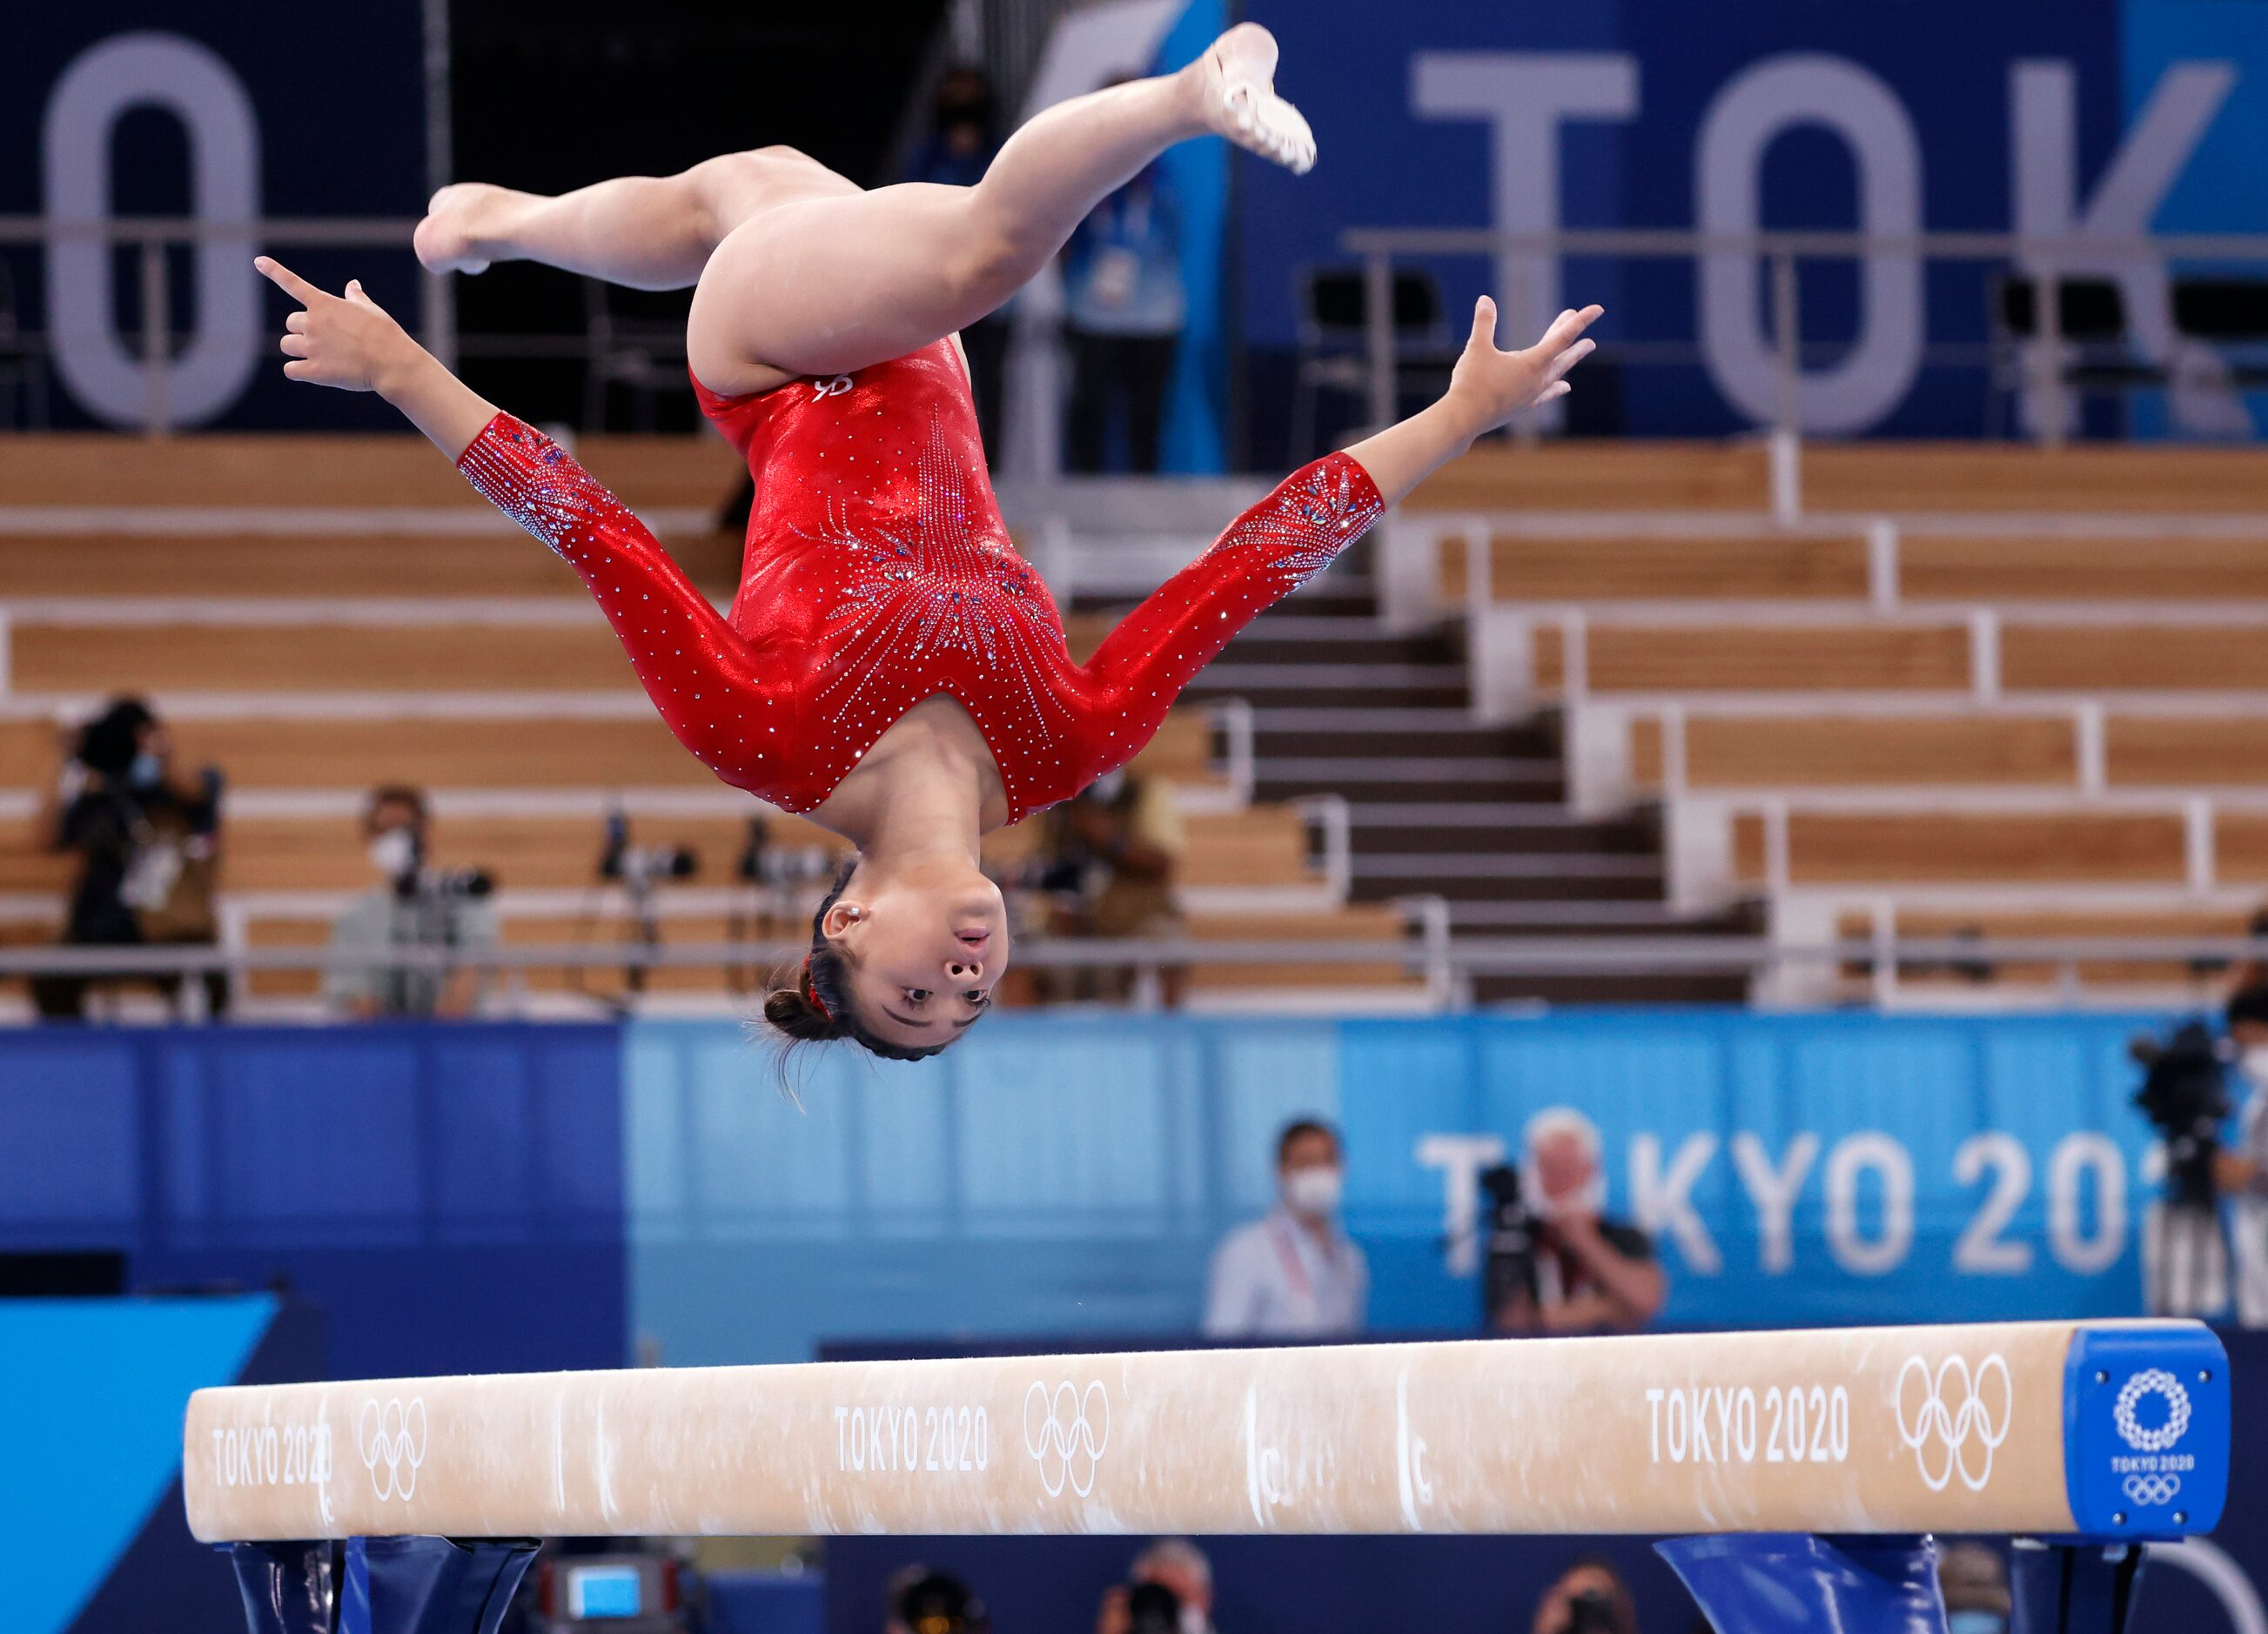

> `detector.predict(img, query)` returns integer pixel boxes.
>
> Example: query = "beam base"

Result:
[2010,1538,2145,1634]
[225,1537,539,1634]
[1658,1533,1944,1634]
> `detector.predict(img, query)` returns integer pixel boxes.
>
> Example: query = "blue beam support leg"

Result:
[225,1537,539,1634]
[1659,1534,1948,1634]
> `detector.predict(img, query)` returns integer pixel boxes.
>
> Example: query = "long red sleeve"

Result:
[1071,452,1384,780]
[456,413,790,794]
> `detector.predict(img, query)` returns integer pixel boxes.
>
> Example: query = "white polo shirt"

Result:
[1202,1209,1368,1338]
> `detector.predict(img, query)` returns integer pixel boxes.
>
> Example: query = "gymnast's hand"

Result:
[253,256,500,458]
[1339,298,1605,509]
[1447,298,1602,437]
[255,257,419,393]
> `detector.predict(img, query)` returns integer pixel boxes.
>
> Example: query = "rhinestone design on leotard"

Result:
[457,342,1382,824]
[802,415,1068,737]
[459,419,629,556]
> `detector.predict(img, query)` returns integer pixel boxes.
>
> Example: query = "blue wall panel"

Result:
[626,1010,2198,1366]
[0,1023,627,1379]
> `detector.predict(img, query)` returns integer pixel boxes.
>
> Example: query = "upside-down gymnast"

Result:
[255,24,1600,1062]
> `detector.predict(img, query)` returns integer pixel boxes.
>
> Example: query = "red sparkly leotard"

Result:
[456,339,1381,822]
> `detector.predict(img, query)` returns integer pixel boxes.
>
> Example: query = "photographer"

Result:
[1530,1557,1637,1634]
[1487,1108,1664,1338]
[1034,767,1187,1005]
[31,696,227,1021]
[1096,1540,1216,1634]
[2133,1016,2235,1316]
[885,1567,989,1634]
[2216,987,2268,1326]
[325,784,496,1020]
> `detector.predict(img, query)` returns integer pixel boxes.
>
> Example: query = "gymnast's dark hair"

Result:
[760,858,949,1066]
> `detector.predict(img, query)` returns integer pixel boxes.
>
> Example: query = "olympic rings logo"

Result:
[2114,1370,2191,1452]
[357,1397,428,1502]
[1023,1380,1110,1498]
[2122,1472,2183,1508]
[1895,1354,2013,1492]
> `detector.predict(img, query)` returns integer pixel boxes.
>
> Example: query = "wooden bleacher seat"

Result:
[1630,713,2079,788]
[1536,622,1971,693]
[0,433,742,511]
[1404,443,1769,512]
[9,619,646,693]
[2104,717,2268,786]
[1901,535,2268,602]
[1802,444,2268,515]
[1440,533,1869,603]
[1183,905,1419,991]
[2000,623,2268,692]
[1731,810,2190,886]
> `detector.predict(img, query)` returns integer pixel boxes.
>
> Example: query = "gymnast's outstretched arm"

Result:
[252,257,783,789]
[1073,299,1601,759]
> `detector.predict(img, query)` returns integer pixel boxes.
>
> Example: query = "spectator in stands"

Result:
[1935,1542,2010,1634]
[1204,1117,1367,1338]
[1095,1539,1216,1634]
[887,1566,990,1634]
[907,67,1010,459]
[1063,140,1185,474]
[32,697,227,1022]
[1529,1557,1637,1634]
[325,784,498,1020]
[2216,985,2268,1326]
[1490,1108,1664,1338]
[1037,769,1187,1003]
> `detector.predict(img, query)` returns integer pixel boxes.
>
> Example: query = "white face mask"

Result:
[1282,1165,1343,1218]
[2242,1045,2268,1087]
[368,827,419,881]
[1178,1605,1208,1634]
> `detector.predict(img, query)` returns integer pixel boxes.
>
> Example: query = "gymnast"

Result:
[254,24,1600,1061]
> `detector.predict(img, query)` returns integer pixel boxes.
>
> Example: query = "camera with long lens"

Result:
[1563,1588,1621,1634]
[398,866,492,902]
[1124,1581,1182,1634]
[599,811,699,890]
[1478,1162,1540,1325]
[892,1570,988,1634]
[2130,1019,2231,1209]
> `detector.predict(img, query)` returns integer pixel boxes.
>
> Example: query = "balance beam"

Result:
[185,1319,2226,1545]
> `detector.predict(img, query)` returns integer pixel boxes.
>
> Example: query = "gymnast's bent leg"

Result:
[683,23,1313,382]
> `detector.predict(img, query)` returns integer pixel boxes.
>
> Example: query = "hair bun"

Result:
[762,982,840,1041]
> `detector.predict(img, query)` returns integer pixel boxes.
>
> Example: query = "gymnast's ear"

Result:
[820,898,869,941]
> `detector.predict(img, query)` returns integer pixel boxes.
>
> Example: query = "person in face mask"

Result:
[1201,1118,1367,1338]
[324,784,497,1020]
[31,696,227,1022]
[2214,985,2268,1326]
[1490,1108,1665,1337]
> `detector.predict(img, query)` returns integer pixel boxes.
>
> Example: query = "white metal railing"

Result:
[6,934,2268,1015]
[1340,225,2268,467]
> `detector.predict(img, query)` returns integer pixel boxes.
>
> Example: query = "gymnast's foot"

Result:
[414,183,518,276]
[1184,23,1315,176]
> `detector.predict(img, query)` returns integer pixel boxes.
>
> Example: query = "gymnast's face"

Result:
[825,859,1007,1049]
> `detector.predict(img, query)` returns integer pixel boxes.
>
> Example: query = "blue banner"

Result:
[625,1010,2210,1367]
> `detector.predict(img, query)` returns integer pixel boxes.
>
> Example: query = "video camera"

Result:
[2130,1019,2233,1209]
[1478,1162,1540,1323]
[600,811,698,890]
[1123,1581,1183,1634]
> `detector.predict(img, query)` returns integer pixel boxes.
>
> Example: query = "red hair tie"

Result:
[802,954,834,1022]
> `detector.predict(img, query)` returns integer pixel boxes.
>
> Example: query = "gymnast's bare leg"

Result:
[415,23,1315,390]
